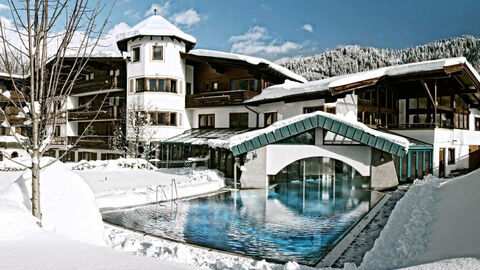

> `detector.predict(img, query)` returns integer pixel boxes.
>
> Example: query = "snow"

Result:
[188,49,308,83]
[247,57,478,104]
[357,169,480,269]
[209,110,410,152]
[71,159,225,209]
[116,15,196,44]
[105,224,313,270]
[328,57,473,89]
[0,158,201,269]
[0,158,105,245]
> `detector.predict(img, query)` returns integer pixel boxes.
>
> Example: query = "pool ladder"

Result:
[154,178,179,217]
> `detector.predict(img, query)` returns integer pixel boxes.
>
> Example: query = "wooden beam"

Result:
[453,75,467,90]
[420,80,436,108]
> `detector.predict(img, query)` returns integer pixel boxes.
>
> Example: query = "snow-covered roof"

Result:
[246,57,479,104]
[116,15,196,46]
[0,72,25,80]
[188,49,308,83]
[209,111,411,156]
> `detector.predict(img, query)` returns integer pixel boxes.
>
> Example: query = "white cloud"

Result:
[144,2,170,17]
[302,24,313,32]
[171,8,202,27]
[124,9,140,19]
[0,3,9,11]
[228,26,302,57]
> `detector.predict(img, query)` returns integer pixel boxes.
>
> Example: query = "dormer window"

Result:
[132,46,140,62]
[152,45,163,60]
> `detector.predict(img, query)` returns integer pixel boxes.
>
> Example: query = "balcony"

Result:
[51,137,68,146]
[186,90,258,108]
[67,136,121,150]
[68,105,121,122]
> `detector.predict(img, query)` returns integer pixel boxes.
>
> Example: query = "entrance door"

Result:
[439,148,445,178]
[469,145,480,171]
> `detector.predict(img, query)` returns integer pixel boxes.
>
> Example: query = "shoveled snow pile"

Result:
[359,175,441,269]
[189,49,307,83]
[0,158,104,246]
[357,169,480,269]
[209,110,410,152]
[105,225,311,270]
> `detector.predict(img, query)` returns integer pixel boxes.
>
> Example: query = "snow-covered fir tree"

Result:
[282,35,480,81]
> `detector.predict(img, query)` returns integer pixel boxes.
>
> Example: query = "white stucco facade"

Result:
[125,36,190,142]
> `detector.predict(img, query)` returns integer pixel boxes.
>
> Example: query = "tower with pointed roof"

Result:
[116,15,196,150]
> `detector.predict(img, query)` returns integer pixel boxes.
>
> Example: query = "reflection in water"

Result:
[104,169,380,265]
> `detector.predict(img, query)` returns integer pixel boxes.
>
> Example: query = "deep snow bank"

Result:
[0,159,104,246]
[359,175,441,269]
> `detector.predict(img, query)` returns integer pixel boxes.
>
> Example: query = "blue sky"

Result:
[3,0,480,62]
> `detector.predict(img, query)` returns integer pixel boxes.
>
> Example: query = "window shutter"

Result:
[178,112,183,127]
[179,80,183,95]
[129,79,134,93]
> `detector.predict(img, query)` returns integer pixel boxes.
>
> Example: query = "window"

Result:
[475,117,480,131]
[303,105,336,114]
[213,82,218,90]
[170,80,176,93]
[132,47,140,62]
[54,126,61,137]
[186,82,192,95]
[231,79,260,91]
[199,114,215,128]
[135,78,177,93]
[448,148,455,165]
[264,112,277,126]
[148,112,178,126]
[136,78,145,91]
[229,113,248,128]
[152,45,163,60]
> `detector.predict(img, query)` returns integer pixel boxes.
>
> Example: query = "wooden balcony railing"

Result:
[186,90,258,108]
[51,136,67,146]
[68,105,120,121]
[67,135,121,150]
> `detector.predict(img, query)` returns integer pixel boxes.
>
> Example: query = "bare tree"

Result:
[0,0,112,225]
[126,100,155,158]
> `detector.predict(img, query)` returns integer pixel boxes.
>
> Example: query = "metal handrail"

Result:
[155,184,168,217]
[171,178,178,205]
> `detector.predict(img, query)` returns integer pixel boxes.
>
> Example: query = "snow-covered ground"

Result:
[358,170,480,270]
[2,157,480,270]
[0,159,195,269]
[71,159,225,209]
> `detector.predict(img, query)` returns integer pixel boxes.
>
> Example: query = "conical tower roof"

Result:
[116,15,196,51]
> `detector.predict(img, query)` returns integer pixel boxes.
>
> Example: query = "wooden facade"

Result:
[182,53,296,108]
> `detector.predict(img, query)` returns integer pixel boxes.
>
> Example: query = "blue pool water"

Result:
[103,179,380,265]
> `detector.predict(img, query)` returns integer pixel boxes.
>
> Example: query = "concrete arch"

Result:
[266,144,371,177]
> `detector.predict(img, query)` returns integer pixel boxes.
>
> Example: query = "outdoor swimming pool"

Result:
[103,174,381,265]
